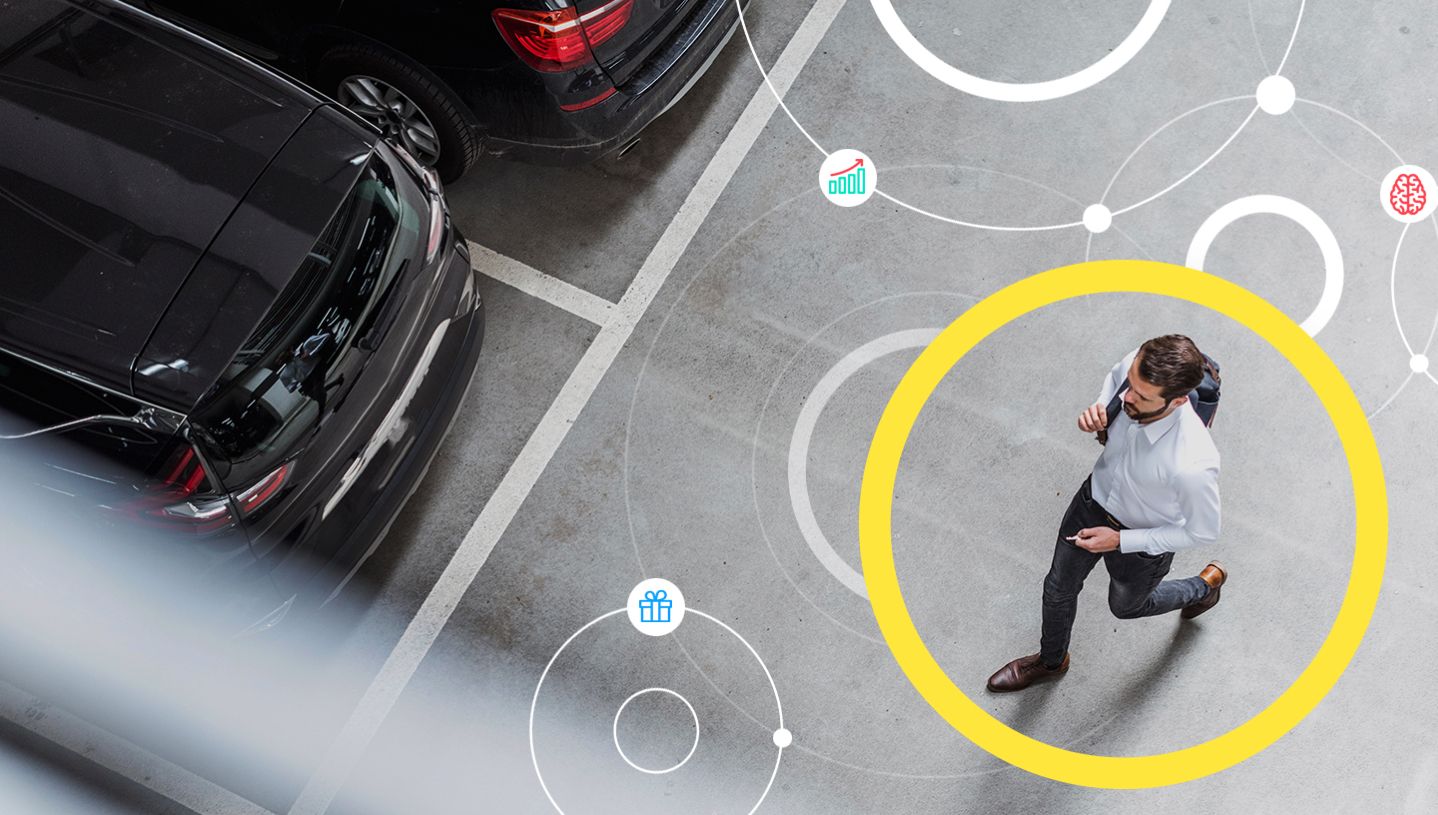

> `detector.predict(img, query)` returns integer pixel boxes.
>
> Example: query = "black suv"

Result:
[0,0,485,632]
[131,0,748,180]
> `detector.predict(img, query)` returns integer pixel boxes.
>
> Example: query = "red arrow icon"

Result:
[830,158,864,177]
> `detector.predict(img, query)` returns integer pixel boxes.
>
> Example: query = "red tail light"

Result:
[104,446,292,534]
[492,7,592,72]
[233,461,292,516]
[492,1,633,72]
[578,0,633,47]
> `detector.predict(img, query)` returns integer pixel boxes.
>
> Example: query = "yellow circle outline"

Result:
[859,260,1387,788]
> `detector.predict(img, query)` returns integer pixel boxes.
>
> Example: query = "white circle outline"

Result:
[1184,194,1343,336]
[530,609,785,815]
[788,329,942,599]
[612,688,700,774]
[868,0,1171,101]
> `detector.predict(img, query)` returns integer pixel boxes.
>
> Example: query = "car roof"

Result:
[0,0,323,400]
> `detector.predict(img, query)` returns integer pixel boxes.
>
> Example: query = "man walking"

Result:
[987,335,1227,692]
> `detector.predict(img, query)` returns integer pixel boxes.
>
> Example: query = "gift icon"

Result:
[638,589,672,623]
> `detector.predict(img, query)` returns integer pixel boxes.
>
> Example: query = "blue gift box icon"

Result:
[639,589,672,623]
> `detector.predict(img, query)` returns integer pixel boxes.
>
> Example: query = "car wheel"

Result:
[318,43,480,183]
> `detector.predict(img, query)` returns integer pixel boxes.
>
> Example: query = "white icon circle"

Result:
[627,578,685,636]
[772,728,792,748]
[868,0,1170,101]
[1256,75,1295,115]
[1083,204,1113,233]
[612,688,700,774]
[1380,165,1435,224]
[820,149,876,207]
[1411,355,1429,374]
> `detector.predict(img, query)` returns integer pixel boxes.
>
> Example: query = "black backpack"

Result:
[1097,354,1221,444]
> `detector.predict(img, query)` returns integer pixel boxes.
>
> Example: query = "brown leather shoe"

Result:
[986,652,1069,692]
[1181,560,1227,619]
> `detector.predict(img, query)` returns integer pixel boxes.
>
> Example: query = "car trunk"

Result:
[577,0,705,87]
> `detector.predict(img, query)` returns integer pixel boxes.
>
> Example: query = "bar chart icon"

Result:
[829,159,865,195]
[820,149,876,207]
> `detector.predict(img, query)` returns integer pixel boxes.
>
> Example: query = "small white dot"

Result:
[1083,204,1112,234]
[1411,354,1429,373]
[773,728,792,748]
[1256,75,1295,115]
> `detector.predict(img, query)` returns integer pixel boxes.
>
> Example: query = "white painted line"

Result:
[287,2,849,813]
[467,243,616,327]
[0,679,275,815]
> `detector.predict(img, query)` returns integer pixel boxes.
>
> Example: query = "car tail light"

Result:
[578,0,633,47]
[492,7,592,72]
[104,446,291,533]
[425,193,445,262]
[386,142,446,262]
[233,461,293,516]
[559,87,616,111]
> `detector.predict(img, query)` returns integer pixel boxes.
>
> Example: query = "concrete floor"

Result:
[11,0,1438,813]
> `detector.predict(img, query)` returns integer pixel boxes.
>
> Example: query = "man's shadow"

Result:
[953,622,1202,808]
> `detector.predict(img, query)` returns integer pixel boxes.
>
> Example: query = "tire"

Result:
[318,43,480,183]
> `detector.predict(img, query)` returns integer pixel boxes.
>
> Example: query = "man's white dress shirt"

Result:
[1089,348,1221,556]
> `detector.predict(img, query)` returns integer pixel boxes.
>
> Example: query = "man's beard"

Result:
[1123,399,1171,423]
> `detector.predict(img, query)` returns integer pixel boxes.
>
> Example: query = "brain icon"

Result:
[1391,173,1427,216]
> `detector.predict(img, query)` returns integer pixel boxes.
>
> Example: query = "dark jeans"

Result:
[1038,477,1211,669]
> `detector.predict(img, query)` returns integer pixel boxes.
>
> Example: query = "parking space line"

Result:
[468,243,616,327]
[0,679,276,815]
[287,2,849,813]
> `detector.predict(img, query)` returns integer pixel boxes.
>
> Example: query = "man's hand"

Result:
[1077,402,1108,433]
[1070,527,1120,552]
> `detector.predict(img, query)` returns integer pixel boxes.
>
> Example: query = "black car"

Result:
[129,0,747,181]
[0,0,484,632]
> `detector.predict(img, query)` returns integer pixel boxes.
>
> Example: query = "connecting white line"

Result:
[0,679,276,815]
[1098,96,1256,206]
[468,243,616,326]
[1111,104,1261,217]
[1274,0,1306,76]
[286,2,848,813]
[1392,223,1415,356]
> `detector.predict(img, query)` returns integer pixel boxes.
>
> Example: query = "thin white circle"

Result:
[789,329,943,599]
[1256,75,1295,114]
[530,609,784,815]
[772,728,792,748]
[612,688,700,775]
[820,149,876,207]
[1083,204,1112,233]
[1380,165,1435,224]
[627,578,685,636]
[1184,195,1343,336]
[1411,355,1429,374]
[868,0,1171,101]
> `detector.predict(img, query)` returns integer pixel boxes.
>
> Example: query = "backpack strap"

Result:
[1095,353,1221,444]
[1095,380,1129,445]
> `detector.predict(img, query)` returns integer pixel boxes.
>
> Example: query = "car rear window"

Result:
[191,154,422,489]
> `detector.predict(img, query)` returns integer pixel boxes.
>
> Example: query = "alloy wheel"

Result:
[337,75,442,167]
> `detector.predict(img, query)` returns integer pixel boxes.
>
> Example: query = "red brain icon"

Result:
[1391,173,1427,216]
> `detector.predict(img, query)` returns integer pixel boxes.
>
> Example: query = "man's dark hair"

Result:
[1136,335,1206,401]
